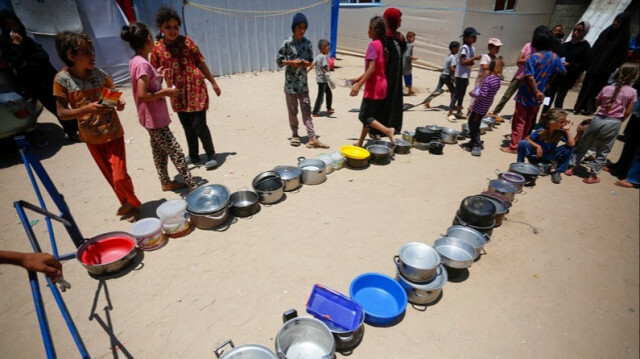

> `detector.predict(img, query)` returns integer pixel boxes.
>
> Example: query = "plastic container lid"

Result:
[130,218,162,237]
[306,284,364,332]
[156,199,187,220]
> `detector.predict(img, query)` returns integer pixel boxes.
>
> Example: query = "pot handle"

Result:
[297,156,306,163]
[336,332,354,341]
[412,289,430,298]
[483,233,492,244]
[495,169,502,177]
[283,309,298,323]
[214,339,235,358]
[393,255,402,269]
[204,210,228,221]
[125,248,138,260]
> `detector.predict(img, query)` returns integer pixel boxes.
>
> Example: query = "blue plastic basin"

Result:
[349,273,408,326]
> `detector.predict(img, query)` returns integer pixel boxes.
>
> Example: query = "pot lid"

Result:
[395,139,411,147]
[489,179,518,193]
[186,184,230,214]
[398,264,448,291]
[273,165,302,180]
[509,162,541,175]
[478,195,509,214]
[459,195,496,218]
[500,171,526,183]
[426,125,442,132]
[366,144,391,155]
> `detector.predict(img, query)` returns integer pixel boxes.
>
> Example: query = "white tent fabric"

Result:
[566,0,633,45]
[10,0,82,35]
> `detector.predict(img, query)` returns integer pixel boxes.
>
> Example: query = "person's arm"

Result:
[622,100,636,121]
[197,62,221,96]
[0,251,62,279]
[136,75,178,102]
[525,135,544,157]
[55,96,108,120]
[350,60,376,96]
[516,50,527,67]
[306,60,316,73]
[562,120,575,147]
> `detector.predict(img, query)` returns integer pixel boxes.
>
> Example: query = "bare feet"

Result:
[583,176,600,184]
[615,179,636,188]
[306,139,330,149]
[565,168,574,176]
[116,202,135,216]
[122,208,139,223]
[383,127,396,144]
[499,147,517,154]
[162,180,188,191]
[424,102,431,108]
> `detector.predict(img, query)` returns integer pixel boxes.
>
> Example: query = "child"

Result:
[517,109,575,184]
[276,12,329,149]
[468,38,502,114]
[567,62,638,184]
[500,29,565,154]
[350,16,396,148]
[309,39,334,117]
[121,22,196,192]
[53,31,141,221]
[464,57,504,157]
[403,31,418,96]
[151,7,221,170]
[423,41,458,108]
[446,27,482,122]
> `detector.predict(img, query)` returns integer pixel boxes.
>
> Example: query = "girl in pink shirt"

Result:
[121,22,195,191]
[350,16,396,147]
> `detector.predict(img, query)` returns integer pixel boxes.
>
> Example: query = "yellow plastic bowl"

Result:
[341,145,371,160]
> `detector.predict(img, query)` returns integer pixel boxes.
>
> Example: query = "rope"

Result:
[186,0,329,18]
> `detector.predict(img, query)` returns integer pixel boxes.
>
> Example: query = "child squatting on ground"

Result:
[403,31,418,96]
[53,31,141,222]
[424,41,458,108]
[350,16,396,148]
[121,22,196,192]
[517,109,576,184]
[567,62,639,184]
[151,7,221,170]
[276,12,329,149]
[308,38,335,117]
[447,27,482,122]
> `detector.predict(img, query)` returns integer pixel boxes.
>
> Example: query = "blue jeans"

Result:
[517,141,573,172]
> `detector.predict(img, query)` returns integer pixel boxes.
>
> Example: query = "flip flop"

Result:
[447,115,457,122]
[306,141,330,149]
[290,137,301,147]
[583,176,600,184]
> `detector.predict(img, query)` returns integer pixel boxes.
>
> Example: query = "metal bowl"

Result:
[77,232,138,275]
[433,237,477,269]
[445,225,490,258]
[394,242,441,283]
[396,264,448,305]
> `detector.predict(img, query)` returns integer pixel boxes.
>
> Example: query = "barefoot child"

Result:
[121,22,196,191]
[276,12,329,149]
[350,16,396,147]
[151,7,221,170]
[424,41,458,108]
[309,39,334,117]
[447,27,482,122]
[567,62,638,184]
[53,31,141,221]
[403,31,418,96]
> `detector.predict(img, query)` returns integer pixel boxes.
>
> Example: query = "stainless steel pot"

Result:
[497,171,526,192]
[297,157,327,185]
[273,166,302,192]
[537,162,553,176]
[412,140,429,151]
[441,128,461,144]
[186,184,231,214]
[433,237,477,269]
[394,139,411,154]
[252,171,285,204]
[461,123,470,137]
[402,131,414,143]
[445,225,489,259]
[478,194,509,227]
[215,339,278,359]
[396,264,448,306]
[319,314,365,354]
[230,189,260,218]
[487,179,519,203]
[481,116,496,129]
[394,242,440,283]
[508,162,541,186]
[77,232,138,275]
[366,144,392,165]
[276,310,335,359]
[188,204,231,229]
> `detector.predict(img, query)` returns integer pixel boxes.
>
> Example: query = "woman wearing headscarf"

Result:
[574,13,630,115]
[544,20,591,112]
[380,7,406,134]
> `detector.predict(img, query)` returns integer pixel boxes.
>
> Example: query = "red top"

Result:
[363,39,387,100]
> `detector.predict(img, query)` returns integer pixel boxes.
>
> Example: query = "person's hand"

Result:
[289,59,302,68]
[469,91,474,97]
[350,84,360,97]
[577,124,587,133]
[161,88,179,98]
[563,62,569,67]
[300,60,311,68]
[84,101,110,115]
[20,253,62,280]
[535,91,545,103]
[536,147,543,158]
[563,120,573,132]
[10,31,23,45]
[212,83,222,96]
[473,55,482,61]
[116,98,125,111]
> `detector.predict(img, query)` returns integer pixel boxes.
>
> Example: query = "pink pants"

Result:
[509,102,538,151]
[285,93,315,139]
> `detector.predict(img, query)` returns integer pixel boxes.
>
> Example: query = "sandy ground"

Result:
[0,54,638,359]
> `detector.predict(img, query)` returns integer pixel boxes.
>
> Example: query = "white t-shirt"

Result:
[315,54,329,83]
[474,53,493,88]
[455,44,475,79]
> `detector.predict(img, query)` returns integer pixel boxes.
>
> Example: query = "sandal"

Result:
[290,137,301,147]
[447,115,457,123]
[306,140,330,149]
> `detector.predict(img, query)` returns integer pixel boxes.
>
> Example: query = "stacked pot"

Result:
[394,242,447,306]
[453,195,497,238]
[186,184,232,230]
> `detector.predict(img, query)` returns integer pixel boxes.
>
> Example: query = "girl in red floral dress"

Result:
[151,7,222,170]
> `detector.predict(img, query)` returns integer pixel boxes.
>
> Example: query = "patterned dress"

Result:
[150,36,209,113]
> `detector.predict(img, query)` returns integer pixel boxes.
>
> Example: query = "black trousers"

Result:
[468,111,483,147]
[313,82,332,114]
[450,77,469,110]
[177,110,215,158]
[574,72,610,114]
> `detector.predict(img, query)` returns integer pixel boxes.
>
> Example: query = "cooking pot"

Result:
[188,203,231,229]
[214,339,277,359]
[412,140,429,151]
[77,232,138,275]
[497,171,526,193]
[478,194,509,227]
[402,131,414,143]
[456,195,496,228]
[252,171,285,204]
[394,139,411,154]
[487,179,519,203]
[273,165,302,192]
[452,216,494,238]
[445,225,489,259]
[537,162,553,176]
[315,311,365,354]
[461,123,470,137]
[479,123,490,134]
[481,116,496,129]
[366,144,392,165]
[394,242,440,283]
[433,237,477,269]
[415,126,439,143]
[186,184,230,215]
[297,157,327,185]
[369,140,395,151]
[276,310,335,359]
[428,141,444,155]
[230,189,260,218]
[396,264,447,306]
[441,128,461,144]
[508,162,541,186]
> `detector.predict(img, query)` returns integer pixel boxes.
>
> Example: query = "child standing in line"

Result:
[53,32,141,221]
[151,7,222,170]
[500,29,565,154]
[403,31,418,96]
[350,16,396,147]
[464,57,504,157]
[446,27,482,122]
[276,12,329,149]
[423,41,458,108]
[309,39,335,117]
[468,38,502,114]
[567,62,638,184]
[121,22,196,192]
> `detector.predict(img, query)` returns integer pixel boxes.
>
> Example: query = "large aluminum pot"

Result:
[441,128,462,144]
[214,339,277,359]
[188,204,231,229]
[77,232,137,276]
[252,171,285,204]
[276,310,335,359]
[394,242,441,283]
[433,237,477,269]
[396,264,448,306]
[497,171,526,192]
[487,179,519,203]
[509,162,541,186]
[297,157,327,185]
[186,184,230,214]
[445,225,489,259]
[273,166,302,192]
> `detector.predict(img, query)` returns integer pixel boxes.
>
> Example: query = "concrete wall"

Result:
[548,0,590,37]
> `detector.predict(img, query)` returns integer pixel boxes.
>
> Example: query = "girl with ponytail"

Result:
[567,62,639,184]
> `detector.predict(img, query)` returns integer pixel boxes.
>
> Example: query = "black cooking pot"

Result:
[456,195,496,228]
[428,141,444,155]
[366,144,392,165]
[452,216,494,238]
[415,126,438,143]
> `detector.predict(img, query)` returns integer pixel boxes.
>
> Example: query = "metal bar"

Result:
[17,200,73,227]
[28,271,56,359]
[45,277,90,359]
